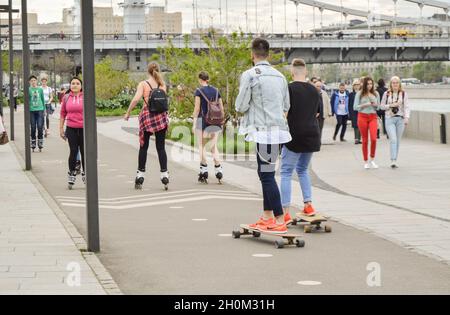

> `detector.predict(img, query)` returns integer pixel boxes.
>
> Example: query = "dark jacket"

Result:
[348,91,359,128]
[376,86,388,115]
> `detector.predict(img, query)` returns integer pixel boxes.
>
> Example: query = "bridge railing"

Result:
[6,32,450,43]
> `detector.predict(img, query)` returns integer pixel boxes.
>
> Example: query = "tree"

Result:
[373,65,387,82]
[95,56,130,100]
[413,61,446,83]
[320,64,341,83]
[152,31,285,121]
[1,52,23,75]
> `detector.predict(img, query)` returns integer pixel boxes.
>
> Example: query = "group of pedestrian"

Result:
[331,76,410,169]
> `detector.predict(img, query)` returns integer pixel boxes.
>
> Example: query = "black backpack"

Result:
[144,81,169,113]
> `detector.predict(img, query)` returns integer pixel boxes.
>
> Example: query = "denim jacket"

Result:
[235,61,290,135]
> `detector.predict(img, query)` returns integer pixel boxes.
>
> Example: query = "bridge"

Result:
[4,0,450,67]
[7,33,450,66]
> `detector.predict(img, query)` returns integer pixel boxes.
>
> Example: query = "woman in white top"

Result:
[41,77,54,137]
[380,76,410,169]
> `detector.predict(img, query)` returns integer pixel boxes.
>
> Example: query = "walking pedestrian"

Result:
[354,77,381,169]
[41,77,54,137]
[59,77,85,189]
[331,83,350,142]
[235,38,291,234]
[349,79,362,145]
[124,62,170,190]
[380,76,410,169]
[29,75,46,152]
[281,59,321,220]
[376,79,388,138]
[193,71,225,184]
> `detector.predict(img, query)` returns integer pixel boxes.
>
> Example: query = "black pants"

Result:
[256,143,283,217]
[66,127,85,173]
[138,129,168,172]
[334,115,348,140]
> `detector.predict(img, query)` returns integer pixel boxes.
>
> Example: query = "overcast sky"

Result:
[6,0,449,33]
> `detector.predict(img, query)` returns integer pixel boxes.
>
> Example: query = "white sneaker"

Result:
[391,161,398,169]
[370,160,379,169]
[364,163,371,170]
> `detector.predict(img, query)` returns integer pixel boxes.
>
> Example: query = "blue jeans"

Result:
[256,143,283,217]
[280,146,314,207]
[385,116,405,161]
[30,110,45,142]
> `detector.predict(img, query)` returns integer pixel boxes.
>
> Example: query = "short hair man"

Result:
[235,38,291,234]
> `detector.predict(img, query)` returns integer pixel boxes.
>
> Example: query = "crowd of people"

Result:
[2,37,410,235]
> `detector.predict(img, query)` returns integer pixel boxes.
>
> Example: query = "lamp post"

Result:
[80,0,100,253]
[21,0,31,171]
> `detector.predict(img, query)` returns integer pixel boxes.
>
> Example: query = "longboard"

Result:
[292,213,332,234]
[232,224,305,249]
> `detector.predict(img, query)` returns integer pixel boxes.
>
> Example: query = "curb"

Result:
[10,142,123,295]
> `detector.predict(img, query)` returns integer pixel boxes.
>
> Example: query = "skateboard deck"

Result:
[232,224,305,249]
[292,213,332,233]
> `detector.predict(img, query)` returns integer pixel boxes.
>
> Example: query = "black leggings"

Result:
[138,129,168,172]
[66,127,85,173]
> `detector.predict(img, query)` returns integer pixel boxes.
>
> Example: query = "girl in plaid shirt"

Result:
[125,62,170,190]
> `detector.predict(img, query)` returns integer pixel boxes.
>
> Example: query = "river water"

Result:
[410,99,450,113]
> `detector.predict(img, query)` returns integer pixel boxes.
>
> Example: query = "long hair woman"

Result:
[125,62,170,190]
[354,77,380,169]
[380,76,410,168]
[59,77,85,189]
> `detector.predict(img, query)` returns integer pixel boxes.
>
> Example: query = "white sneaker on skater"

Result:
[370,160,379,169]
[364,162,371,170]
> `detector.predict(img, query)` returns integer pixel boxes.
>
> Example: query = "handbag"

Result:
[0,132,9,145]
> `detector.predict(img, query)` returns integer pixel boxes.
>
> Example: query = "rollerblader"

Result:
[125,62,170,191]
[29,75,46,153]
[41,77,54,138]
[60,77,85,190]
[193,71,225,185]
[235,38,291,234]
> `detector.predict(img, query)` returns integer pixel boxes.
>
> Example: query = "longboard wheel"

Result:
[325,225,332,233]
[232,231,241,239]
[252,231,261,238]
[164,185,169,191]
[68,184,73,190]
[275,240,285,249]
[291,219,298,226]
[135,184,142,190]
[296,240,306,248]
[304,225,312,233]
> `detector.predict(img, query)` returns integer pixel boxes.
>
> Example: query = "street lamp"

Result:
[80,0,100,253]
[0,3,19,141]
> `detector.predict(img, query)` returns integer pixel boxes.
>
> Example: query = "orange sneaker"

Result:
[284,213,293,225]
[259,222,288,234]
[303,204,316,217]
[249,217,274,229]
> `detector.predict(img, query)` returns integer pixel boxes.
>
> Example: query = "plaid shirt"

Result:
[139,106,169,146]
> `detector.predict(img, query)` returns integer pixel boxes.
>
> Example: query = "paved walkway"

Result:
[0,136,118,294]
[3,109,450,294]
[114,118,450,264]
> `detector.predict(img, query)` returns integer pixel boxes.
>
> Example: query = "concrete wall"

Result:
[405,86,450,99]
[404,110,449,145]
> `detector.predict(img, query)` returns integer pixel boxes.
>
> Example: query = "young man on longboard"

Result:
[235,38,291,234]
[280,59,322,221]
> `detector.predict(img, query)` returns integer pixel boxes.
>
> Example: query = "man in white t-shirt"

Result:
[41,77,54,137]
